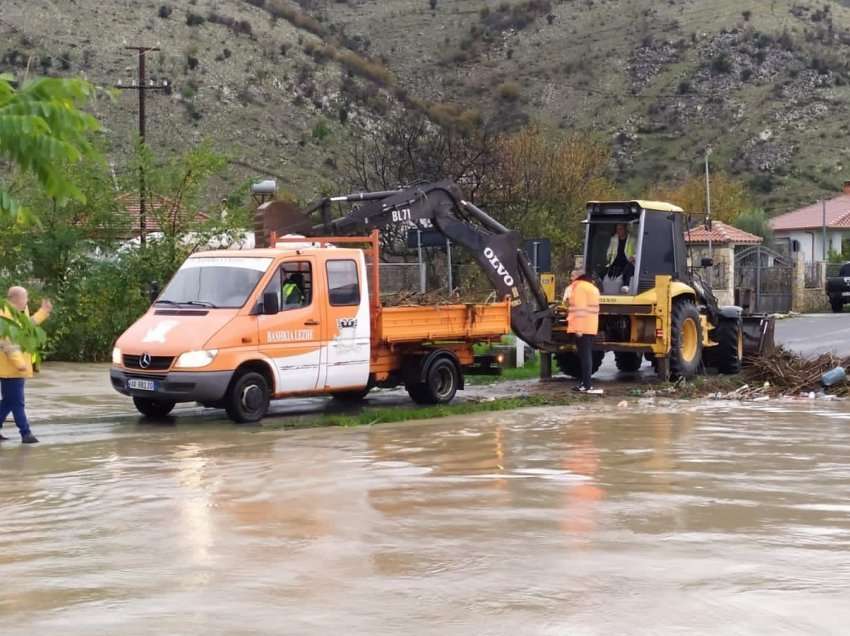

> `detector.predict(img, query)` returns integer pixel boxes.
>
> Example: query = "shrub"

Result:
[677,79,692,94]
[158,5,172,18]
[498,81,521,100]
[711,52,732,74]
[741,9,752,21]
[186,12,205,26]
[312,119,332,141]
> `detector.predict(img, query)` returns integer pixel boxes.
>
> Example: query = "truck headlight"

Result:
[112,347,122,365]
[175,349,219,369]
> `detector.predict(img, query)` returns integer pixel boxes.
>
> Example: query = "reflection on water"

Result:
[2,402,850,634]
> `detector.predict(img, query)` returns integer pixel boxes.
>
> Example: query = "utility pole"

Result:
[116,46,168,247]
[822,199,828,261]
[704,147,713,285]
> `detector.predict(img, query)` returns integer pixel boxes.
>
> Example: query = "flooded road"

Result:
[3,401,850,634]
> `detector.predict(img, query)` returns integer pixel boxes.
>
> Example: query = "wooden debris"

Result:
[743,347,849,397]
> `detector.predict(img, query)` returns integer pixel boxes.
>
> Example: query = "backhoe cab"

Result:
[554,200,744,381]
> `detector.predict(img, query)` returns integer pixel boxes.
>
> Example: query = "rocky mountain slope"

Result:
[3,0,850,212]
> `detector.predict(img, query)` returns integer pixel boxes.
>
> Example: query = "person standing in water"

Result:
[0,286,52,444]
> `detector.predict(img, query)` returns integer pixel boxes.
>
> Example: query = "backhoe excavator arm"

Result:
[299,180,554,349]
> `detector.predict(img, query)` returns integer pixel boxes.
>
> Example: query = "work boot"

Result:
[21,434,39,444]
[0,433,9,441]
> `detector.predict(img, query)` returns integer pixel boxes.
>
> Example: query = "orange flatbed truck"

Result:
[110,231,510,422]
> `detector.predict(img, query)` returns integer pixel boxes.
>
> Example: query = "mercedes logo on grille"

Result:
[139,352,152,369]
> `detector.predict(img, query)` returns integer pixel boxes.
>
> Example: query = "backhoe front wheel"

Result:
[704,317,743,375]
[669,300,703,380]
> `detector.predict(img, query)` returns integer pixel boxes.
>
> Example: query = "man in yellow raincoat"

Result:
[566,272,601,394]
[0,287,52,444]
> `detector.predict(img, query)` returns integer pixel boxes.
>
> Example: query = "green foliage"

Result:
[0,300,47,361]
[312,119,332,142]
[0,75,100,221]
[733,208,774,245]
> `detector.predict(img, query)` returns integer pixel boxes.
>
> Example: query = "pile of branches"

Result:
[744,347,848,396]
[381,289,495,307]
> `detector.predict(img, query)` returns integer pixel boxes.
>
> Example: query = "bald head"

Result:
[7,286,28,311]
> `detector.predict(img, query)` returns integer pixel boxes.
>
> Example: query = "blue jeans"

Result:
[0,378,31,438]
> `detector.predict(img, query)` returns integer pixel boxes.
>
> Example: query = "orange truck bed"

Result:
[379,301,511,343]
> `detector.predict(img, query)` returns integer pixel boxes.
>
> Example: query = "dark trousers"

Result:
[612,258,635,287]
[0,378,31,438]
[577,334,594,389]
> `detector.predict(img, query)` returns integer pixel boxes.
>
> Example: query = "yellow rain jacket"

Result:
[567,279,600,336]
[0,306,49,379]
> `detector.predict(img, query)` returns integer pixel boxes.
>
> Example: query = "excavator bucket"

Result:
[742,314,775,363]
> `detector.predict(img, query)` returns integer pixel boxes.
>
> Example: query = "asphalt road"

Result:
[774,312,850,357]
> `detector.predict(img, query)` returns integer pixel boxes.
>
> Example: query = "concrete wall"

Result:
[792,254,828,313]
[776,229,850,263]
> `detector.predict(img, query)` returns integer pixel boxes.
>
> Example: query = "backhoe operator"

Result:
[606,223,636,289]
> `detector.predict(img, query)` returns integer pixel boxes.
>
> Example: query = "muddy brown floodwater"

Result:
[2,400,850,635]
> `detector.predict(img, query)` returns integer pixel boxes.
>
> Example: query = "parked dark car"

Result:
[825,263,850,313]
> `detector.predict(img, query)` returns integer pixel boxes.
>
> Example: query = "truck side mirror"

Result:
[148,281,161,304]
[700,257,714,268]
[262,292,280,315]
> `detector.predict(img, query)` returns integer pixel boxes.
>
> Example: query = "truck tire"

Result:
[555,351,604,379]
[225,371,270,423]
[133,397,175,418]
[406,357,460,405]
[615,352,643,373]
[331,387,371,402]
[669,300,703,380]
[704,318,743,375]
[831,298,844,313]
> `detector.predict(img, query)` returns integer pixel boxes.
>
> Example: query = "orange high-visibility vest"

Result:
[567,279,600,335]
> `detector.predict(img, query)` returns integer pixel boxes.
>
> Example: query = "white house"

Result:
[770,181,850,263]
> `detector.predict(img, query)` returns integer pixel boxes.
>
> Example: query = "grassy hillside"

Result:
[3,0,850,212]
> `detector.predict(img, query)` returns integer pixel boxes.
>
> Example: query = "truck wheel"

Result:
[669,300,703,380]
[133,397,175,418]
[225,371,270,423]
[615,352,643,373]
[555,351,604,379]
[331,387,371,402]
[704,318,743,375]
[831,299,844,313]
[406,357,459,405]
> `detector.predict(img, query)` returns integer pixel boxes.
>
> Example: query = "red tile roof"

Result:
[117,193,209,238]
[770,194,850,231]
[684,221,763,245]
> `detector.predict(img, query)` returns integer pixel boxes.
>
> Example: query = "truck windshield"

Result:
[158,257,272,308]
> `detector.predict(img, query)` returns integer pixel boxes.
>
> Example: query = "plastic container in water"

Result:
[821,366,847,387]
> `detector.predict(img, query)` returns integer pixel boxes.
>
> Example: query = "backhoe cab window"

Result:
[585,218,640,281]
[327,260,360,306]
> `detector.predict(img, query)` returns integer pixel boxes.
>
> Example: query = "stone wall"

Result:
[792,257,828,313]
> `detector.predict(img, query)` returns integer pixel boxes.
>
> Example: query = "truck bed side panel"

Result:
[378,302,511,343]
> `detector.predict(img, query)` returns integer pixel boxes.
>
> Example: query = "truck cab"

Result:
[111,244,372,422]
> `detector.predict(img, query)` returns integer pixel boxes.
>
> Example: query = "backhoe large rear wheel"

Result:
[704,317,743,375]
[556,351,605,379]
[615,352,643,373]
[669,300,703,380]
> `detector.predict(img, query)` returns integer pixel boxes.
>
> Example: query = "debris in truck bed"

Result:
[381,289,497,307]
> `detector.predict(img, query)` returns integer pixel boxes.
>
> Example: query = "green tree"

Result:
[733,208,774,246]
[0,75,100,221]
[0,74,100,354]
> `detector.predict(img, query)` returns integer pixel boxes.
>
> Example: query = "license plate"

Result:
[128,378,157,391]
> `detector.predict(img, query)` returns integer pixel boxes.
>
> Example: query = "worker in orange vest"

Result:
[566,271,601,394]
